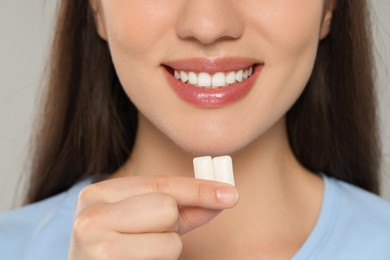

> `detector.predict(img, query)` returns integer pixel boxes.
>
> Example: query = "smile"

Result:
[163,57,263,108]
[172,66,255,89]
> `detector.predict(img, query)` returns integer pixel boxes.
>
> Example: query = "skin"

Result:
[69,0,334,259]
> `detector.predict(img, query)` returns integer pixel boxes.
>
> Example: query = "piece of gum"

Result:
[213,156,235,186]
[193,156,214,181]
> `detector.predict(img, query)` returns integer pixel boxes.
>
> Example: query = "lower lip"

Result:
[163,66,262,108]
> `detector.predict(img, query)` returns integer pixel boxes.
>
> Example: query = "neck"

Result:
[117,112,300,179]
[114,113,323,258]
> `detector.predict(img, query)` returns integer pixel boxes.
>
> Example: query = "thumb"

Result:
[178,207,222,235]
[178,186,239,235]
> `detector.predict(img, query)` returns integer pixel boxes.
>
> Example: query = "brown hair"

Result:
[26,0,379,203]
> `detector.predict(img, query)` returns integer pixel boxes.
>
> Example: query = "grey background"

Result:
[0,1,389,211]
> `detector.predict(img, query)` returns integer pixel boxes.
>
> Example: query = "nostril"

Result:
[175,1,244,45]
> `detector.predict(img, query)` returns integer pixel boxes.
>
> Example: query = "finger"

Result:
[78,193,180,234]
[71,232,182,260]
[101,197,223,235]
[76,192,223,235]
[178,207,221,235]
[78,176,239,211]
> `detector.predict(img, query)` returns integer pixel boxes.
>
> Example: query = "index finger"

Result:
[78,176,239,210]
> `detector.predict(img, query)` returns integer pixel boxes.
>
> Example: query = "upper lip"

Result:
[163,57,263,74]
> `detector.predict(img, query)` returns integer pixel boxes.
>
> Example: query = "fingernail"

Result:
[216,186,239,205]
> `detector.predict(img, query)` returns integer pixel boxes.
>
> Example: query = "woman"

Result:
[1,0,390,259]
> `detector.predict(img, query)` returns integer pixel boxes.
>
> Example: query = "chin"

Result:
[173,133,252,157]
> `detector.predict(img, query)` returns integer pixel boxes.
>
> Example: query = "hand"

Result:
[68,176,239,259]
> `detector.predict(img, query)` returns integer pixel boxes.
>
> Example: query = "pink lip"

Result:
[163,57,263,108]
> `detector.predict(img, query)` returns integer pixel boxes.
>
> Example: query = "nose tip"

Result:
[176,1,244,45]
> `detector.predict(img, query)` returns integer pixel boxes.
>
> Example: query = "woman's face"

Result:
[91,0,332,155]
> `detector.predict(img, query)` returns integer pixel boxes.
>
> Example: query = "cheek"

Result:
[100,1,180,112]
[237,1,325,136]
[101,1,177,55]
[245,0,324,55]
[247,0,324,93]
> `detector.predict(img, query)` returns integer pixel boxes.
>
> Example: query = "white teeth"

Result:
[212,72,225,88]
[188,72,198,85]
[174,70,181,80]
[226,71,236,84]
[236,70,243,82]
[180,71,188,83]
[243,70,249,80]
[198,72,212,88]
[173,66,255,88]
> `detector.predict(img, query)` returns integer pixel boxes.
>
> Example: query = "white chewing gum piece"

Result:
[193,156,214,181]
[213,156,235,186]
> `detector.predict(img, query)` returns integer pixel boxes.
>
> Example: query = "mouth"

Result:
[164,65,257,89]
[162,57,263,108]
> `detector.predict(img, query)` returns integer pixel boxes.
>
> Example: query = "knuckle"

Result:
[196,183,208,202]
[166,233,183,259]
[158,195,179,229]
[73,207,101,238]
[144,233,182,260]
[78,185,99,204]
[91,241,114,260]
[152,176,171,193]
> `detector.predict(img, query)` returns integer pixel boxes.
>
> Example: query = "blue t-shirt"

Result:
[1,176,390,259]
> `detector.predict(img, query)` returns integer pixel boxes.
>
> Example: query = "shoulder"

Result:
[331,176,390,228]
[319,176,390,259]
[0,178,91,260]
